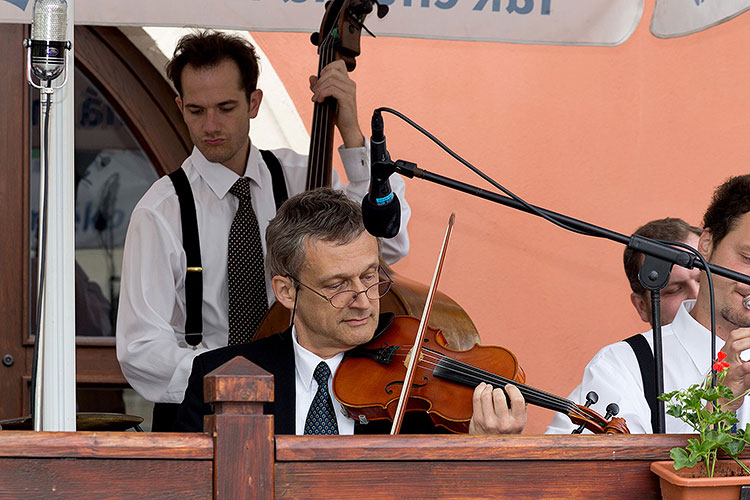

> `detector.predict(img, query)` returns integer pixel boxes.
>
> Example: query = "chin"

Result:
[343,319,377,345]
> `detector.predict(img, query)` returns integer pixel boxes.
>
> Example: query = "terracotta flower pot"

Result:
[651,460,750,500]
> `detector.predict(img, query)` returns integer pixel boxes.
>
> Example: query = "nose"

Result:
[348,281,371,309]
[203,109,221,135]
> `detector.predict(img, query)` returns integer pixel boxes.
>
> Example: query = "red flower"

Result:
[713,351,730,372]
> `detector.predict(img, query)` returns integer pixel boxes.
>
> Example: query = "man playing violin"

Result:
[116,30,412,431]
[175,188,527,434]
[547,176,750,434]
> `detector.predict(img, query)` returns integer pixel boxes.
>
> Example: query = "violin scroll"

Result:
[568,402,630,435]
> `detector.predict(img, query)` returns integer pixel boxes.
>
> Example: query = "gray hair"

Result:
[266,188,377,278]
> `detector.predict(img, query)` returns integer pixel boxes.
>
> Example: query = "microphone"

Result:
[28,0,70,82]
[362,110,401,238]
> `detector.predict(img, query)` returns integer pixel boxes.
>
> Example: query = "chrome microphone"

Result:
[743,294,750,310]
[25,0,70,83]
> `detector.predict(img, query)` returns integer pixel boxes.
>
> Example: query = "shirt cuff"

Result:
[338,138,370,182]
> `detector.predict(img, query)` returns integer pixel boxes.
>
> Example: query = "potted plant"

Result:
[651,352,750,499]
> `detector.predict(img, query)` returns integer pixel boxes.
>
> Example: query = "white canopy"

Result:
[2,0,643,46]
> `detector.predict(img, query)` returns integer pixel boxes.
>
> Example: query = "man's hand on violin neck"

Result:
[468,383,526,435]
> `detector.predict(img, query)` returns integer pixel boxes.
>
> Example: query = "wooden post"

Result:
[204,356,275,500]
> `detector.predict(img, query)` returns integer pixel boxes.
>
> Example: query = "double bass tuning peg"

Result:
[375,1,389,18]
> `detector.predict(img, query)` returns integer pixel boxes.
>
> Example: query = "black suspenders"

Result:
[260,149,289,211]
[167,167,204,347]
[623,334,659,432]
[167,150,289,347]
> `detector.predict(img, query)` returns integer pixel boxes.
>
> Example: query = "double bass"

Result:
[254,0,481,350]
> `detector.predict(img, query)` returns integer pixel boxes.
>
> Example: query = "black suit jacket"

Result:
[175,314,440,435]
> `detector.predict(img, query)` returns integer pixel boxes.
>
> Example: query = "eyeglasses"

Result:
[288,268,393,309]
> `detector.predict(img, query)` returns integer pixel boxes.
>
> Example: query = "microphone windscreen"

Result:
[32,0,68,42]
[362,196,401,239]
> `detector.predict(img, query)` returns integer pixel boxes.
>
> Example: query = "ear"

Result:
[248,89,263,119]
[272,275,297,311]
[630,292,651,323]
[698,229,713,258]
[175,95,183,112]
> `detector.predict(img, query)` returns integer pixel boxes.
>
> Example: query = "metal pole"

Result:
[39,0,76,431]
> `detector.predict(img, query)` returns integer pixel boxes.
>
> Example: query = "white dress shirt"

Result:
[116,142,411,403]
[546,300,750,434]
[292,328,355,435]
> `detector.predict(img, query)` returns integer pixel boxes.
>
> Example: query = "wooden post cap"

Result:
[204,356,274,405]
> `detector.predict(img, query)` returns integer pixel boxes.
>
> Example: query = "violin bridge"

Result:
[402,347,423,368]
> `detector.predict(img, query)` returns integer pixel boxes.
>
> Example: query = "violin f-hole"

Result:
[384,377,429,395]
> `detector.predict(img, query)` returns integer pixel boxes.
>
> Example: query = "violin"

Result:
[333,315,630,435]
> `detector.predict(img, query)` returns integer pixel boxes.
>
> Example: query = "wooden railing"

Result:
[0,356,735,499]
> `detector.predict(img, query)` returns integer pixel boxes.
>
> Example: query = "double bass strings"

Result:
[308,25,337,188]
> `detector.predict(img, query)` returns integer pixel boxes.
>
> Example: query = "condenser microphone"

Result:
[28,0,70,82]
[362,110,401,238]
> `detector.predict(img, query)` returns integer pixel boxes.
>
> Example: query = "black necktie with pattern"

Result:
[304,362,340,435]
[227,177,268,345]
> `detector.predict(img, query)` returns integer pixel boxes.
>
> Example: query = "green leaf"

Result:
[723,437,746,457]
[670,447,698,470]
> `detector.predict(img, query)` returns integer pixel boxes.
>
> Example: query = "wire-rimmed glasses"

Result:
[288,267,393,309]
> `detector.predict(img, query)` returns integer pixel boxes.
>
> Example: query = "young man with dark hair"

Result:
[548,177,750,433]
[116,31,411,431]
[623,217,701,326]
[175,188,526,435]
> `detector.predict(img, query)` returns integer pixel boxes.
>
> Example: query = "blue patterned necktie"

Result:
[304,362,339,435]
[227,177,268,345]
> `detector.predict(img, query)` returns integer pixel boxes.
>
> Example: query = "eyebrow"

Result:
[317,264,380,284]
[184,99,239,109]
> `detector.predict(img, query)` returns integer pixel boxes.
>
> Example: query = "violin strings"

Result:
[387,346,586,419]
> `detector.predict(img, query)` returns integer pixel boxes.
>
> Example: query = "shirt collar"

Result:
[189,142,263,199]
[291,326,345,390]
[672,299,724,374]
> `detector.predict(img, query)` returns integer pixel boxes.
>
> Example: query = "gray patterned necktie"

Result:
[227,177,268,345]
[304,362,339,435]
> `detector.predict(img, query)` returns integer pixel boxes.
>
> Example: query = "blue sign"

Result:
[2,0,29,10]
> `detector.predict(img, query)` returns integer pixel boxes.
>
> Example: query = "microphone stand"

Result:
[391,159,750,433]
[638,254,671,433]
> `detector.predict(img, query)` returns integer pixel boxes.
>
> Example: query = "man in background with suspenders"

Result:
[545,217,710,434]
[116,31,411,431]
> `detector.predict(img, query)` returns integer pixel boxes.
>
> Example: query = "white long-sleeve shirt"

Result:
[116,142,411,403]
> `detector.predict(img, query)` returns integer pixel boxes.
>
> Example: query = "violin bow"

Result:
[390,213,455,434]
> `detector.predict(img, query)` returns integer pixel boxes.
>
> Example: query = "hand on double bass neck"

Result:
[309,60,364,148]
[469,382,526,435]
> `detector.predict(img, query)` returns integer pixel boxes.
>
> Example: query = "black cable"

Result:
[658,239,717,388]
[375,107,597,237]
[30,86,53,417]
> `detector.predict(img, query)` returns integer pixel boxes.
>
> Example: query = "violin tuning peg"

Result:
[584,391,599,407]
[310,32,320,46]
[605,403,620,419]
